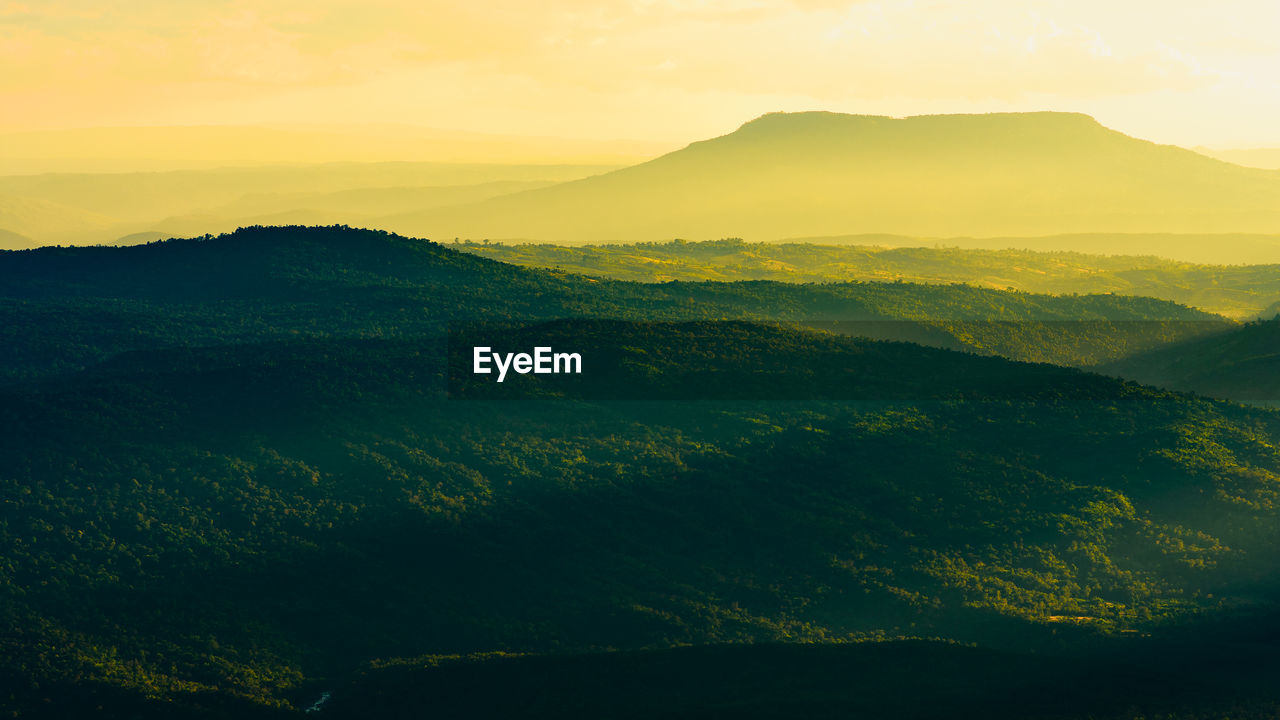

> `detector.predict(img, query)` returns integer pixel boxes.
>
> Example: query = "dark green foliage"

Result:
[3,226,1278,718]
[0,226,1225,386]
[329,628,1280,720]
[6,321,1280,716]
[1103,316,1280,404]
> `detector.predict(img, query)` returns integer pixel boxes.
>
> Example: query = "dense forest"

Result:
[1102,316,1280,404]
[4,226,1280,718]
[0,227,1230,386]
[329,631,1280,720]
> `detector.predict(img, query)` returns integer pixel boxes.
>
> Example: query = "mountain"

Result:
[0,228,31,250]
[1102,317,1280,403]
[0,194,121,240]
[461,237,1280,318]
[0,163,618,247]
[1196,147,1280,170]
[189,181,554,219]
[0,124,672,174]
[382,112,1280,244]
[135,181,557,242]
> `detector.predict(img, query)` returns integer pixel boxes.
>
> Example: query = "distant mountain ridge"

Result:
[1196,147,1280,170]
[0,124,672,174]
[384,111,1280,243]
[0,163,619,247]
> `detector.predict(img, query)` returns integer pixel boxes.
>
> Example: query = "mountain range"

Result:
[6,112,1280,264]
[387,111,1280,244]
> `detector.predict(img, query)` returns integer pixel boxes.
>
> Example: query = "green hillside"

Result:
[462,238,1280,318]
[6,318,1280,717]
[330,635,1280,720]
[0,226,1223,384]
[1103,317,1280,404]
[5,226,1278,718]
[385,112,1280,244]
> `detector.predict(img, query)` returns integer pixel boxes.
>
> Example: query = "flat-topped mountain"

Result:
[385,111,1280,242]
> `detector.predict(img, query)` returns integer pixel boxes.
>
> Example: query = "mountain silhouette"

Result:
[384,111,1280,242]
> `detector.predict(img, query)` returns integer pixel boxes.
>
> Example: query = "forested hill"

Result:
[8,225,1280,718]
[384,111,1280,242]
[461,238,1280,319]
[328,634,1280,720]
[8,319,1280,718]
[0,226,1224,382]
[1103,317,1280,404]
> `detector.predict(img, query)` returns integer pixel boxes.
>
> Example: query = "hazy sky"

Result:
[4,0,1280,146]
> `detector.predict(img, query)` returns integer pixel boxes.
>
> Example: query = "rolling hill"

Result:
[5,226,1280,718]
[382,111,1280,245]
[0,228,31,250]
[0,164,620,247]
[0,124,671,174]
[6,307,1280,717]
[0,226,1225,385]
[1102,316,1280,404]
[0,194,120,240]
[461,237,1280,318]
[785,232,1280,266]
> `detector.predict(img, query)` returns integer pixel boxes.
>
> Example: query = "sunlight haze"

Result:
[3,0,1280,148]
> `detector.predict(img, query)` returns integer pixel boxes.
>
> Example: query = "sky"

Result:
[3,0,1280,147]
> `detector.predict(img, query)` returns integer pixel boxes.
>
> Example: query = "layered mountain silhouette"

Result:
[0,163,616,246]
[0,227,31,250]
[7,113,1280,256]
[385,111,1280,242]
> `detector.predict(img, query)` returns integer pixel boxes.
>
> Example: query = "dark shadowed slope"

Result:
[9,320,1280,717]
[384,112,1280,243]
[329,633,1280,720]
[1103,316,1280,403]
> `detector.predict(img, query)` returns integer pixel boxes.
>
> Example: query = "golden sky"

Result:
[4,0,1280,147]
